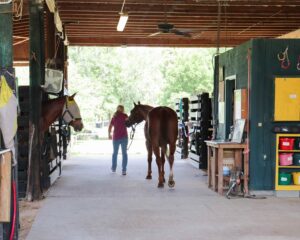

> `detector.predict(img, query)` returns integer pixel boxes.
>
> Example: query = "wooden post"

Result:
[45,8,55,61]
[27,0,45,201]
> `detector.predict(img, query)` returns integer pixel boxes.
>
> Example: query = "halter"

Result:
[61,97,82,124]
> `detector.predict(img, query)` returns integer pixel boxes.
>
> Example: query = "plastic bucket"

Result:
[279,172,291,185]
[279,138,295,150]
[292,172,300,185]
[293,153,300,166]
[279,153,293,166]
[223,166,230,176]
[294,138,300,150]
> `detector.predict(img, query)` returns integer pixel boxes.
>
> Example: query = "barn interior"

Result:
[1,0,300,239]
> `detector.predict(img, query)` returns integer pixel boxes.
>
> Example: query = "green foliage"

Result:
[159,48,215,106]
[68,47,216,129]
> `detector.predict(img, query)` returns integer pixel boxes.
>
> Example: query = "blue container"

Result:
[223,166,230,176]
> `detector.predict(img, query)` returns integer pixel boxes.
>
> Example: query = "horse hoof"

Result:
[168,180,175,188]
[157,183,164,188]
[146,175,152,180]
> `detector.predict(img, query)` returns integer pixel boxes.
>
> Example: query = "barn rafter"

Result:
[12,0,300,48]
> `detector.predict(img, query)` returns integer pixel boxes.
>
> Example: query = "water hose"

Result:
[9,169,17,240]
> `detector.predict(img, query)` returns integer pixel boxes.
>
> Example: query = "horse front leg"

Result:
[154,147,164,188]
[145,140,152,179]
[168,144,176,188]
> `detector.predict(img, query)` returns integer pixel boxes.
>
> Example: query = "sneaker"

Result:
[122,171,126,175]
[111,168,116,173]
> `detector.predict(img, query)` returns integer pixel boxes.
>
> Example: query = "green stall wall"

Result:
[217,41,251,140]
[216,38,300,190]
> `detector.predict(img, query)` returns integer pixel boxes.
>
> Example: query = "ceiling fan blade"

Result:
[148,31,162,37]
[171,29,192,37]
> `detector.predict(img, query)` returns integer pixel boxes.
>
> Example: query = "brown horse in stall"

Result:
[41,93,83,132]
[125,102,178,188]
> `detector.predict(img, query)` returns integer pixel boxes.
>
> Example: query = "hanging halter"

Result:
[277,46,291,69]
[297,55,300,71]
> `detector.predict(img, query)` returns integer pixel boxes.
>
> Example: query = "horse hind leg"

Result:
[168,170,175,188]
[161,146,166,183]
[145,140,152,180]
[167,144,176,188]
[154,147,164,188]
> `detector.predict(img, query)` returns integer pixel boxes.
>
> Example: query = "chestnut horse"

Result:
[41,93,83,132]
[125,102,178,188]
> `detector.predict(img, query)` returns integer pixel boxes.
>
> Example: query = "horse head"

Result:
[62,93,84,132]
[125,102,148,127]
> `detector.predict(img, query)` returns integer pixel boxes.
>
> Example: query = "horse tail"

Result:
[160,144,169,162]
[166,144,170,159]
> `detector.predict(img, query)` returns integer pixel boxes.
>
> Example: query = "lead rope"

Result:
[127,124,137,150]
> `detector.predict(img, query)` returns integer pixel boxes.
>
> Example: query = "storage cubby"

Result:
[275,134,300,191]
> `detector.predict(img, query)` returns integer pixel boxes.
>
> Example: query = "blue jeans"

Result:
[112,137,128,172]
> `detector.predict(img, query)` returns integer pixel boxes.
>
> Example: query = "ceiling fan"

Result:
[149,23,192,37]
[148,1,192,38]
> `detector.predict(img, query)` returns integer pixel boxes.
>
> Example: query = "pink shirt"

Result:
[110,112,128,140]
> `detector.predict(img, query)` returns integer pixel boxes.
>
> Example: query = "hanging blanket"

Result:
[0,73,18,164]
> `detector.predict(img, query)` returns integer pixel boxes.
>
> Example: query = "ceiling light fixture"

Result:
[117,0,128,32]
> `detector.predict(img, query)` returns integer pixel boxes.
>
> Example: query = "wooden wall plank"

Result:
[0,151,12,222]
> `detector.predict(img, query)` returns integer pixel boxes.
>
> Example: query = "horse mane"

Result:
[136,104,154,121]
[142,104,153,108]
[41,96,66,132]
[139,104,153,110]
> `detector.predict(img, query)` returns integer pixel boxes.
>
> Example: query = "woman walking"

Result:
[108,105,128,175]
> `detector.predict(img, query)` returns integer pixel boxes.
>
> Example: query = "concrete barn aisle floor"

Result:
[26,154,300,240]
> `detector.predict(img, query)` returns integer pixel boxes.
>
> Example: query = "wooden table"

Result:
[205,140,249,195]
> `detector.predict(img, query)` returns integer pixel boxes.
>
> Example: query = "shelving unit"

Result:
[188,93,212,169]
[275,133,300,191]
[175,98,189,159]
[17,86,30,198]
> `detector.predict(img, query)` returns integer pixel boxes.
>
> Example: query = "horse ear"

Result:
[133,102,136,106]
[69,93,77,100]
[138,101,141,105]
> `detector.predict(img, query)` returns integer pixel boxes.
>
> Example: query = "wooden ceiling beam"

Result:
[65,30,289,36]
[12,1,300,48]
[59,12,300,18]
[56,3,300,14]
[58,13,300,22]
[56,0,300,8]
[63,21,300,27]
[67,36,244,47]
[64,29,299,35]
